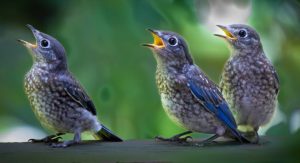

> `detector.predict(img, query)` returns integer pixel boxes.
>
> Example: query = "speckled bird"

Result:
[18,25,122,148]
[215,24,280,143]
[143,29,247,145]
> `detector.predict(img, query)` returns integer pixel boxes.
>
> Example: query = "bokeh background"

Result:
[0,0,299,143]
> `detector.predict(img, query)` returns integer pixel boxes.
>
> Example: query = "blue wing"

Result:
[187,80,241,140]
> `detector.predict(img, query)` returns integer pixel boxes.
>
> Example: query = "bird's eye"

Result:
[238,30,247,38]
[168,37,178,46]
[40,39,50,48]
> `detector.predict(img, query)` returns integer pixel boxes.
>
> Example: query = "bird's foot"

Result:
[28,133,64,144]
[193,134,219,147]
[155,135,193,143]
[155,131,193,143]
[50,140,78,148]
[194,141,218,147]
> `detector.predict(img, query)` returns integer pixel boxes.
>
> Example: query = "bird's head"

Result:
[143,29,193,68]
[215,24,262,52]
[18,24,67,70]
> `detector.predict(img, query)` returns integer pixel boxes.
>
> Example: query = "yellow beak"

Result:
[214,25,237,40]
[142,29,165,48]
[17,39,37,49]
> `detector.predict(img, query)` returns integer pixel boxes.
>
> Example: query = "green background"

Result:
[0,0,299,143]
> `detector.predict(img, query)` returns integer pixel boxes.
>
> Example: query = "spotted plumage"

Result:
[143,29,247,144]
[19,25,122,147]
[24,66,99,134]
[216,24,279,142]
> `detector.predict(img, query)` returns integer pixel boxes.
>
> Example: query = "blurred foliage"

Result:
[0,0,299,144]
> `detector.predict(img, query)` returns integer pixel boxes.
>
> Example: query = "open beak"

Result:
[17,24,38,49]
[17,39,37,49]
[142,29,165,48]
[214,25,237,40]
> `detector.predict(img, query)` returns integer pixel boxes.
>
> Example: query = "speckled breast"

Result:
[24,68,78,133]
[221,57,278,127]
[156,71,222,134]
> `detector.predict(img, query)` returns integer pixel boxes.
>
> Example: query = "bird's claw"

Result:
[178,136,193,143]
[28,134,64,144]
[193,140,218,147]
[155,135,192,143]
[50,140,77,148]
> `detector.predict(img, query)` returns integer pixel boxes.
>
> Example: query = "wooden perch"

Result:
[0,137,294,162]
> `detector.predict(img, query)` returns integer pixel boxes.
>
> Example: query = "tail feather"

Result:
[228,127,251,143]
[239,130,259,144]
[239,133,252,144]
[93,125,123,142]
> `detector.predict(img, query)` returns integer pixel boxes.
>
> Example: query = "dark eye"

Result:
[168,37,178,46]
[238,30,247,38]
[41,39,49,48]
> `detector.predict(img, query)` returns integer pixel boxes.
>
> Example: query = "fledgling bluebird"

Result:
[18,25,122,148]
[215,24,280,143]
[143,29,247,145]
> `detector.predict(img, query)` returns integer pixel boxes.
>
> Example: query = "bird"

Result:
[215,24,280,143]
[18,24,122,148]
[143,29,247,145]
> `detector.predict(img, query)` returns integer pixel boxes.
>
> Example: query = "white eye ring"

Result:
[40,39,50,48]
[238,29,247,38]
[168,37,178,46]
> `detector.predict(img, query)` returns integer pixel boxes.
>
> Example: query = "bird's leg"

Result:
[253,127,260,144]
[250,130,260,144]
[51,132,81,148]
[28,133,65,144]
[194,134,219,147]
[155,131,193,143]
